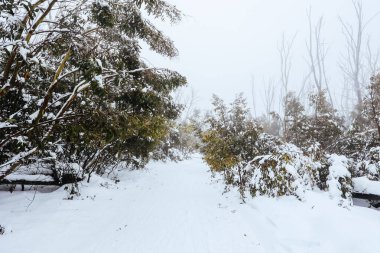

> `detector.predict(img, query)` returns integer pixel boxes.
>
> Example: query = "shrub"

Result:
[326,154,353,207]
[248,144,319,200]
[200,94,260,198]
[355,147,380,180]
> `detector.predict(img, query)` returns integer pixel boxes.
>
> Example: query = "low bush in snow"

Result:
[325,154,353,207]
[355,147,380,180]
[198,92,360,207]
[246,148,354,206]
[248,144,319,200]
[227,142,355,207]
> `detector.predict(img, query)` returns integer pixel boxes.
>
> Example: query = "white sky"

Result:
[143,0,380,115]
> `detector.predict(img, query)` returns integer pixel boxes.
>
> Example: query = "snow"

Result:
[353,176,380,195]
[326,154,352,206]
[327,154,351,178]
[28,110,39,122]
[367,163,378,175]
[19,46,29,61]
[1,157,380,253]
[0,148,37,173]
[4,174,54,182]
[0,122,17,129]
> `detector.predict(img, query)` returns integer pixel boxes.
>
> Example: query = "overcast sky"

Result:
[143,0,380,115]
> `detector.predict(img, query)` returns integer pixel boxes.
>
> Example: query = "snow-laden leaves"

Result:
[248,144,319,200]
[326,154,353,207]
[0,0,186,182]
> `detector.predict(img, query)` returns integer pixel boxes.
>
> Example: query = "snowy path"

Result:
[1,157,380,253]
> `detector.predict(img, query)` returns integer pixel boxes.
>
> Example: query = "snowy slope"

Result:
[1,156,380,253]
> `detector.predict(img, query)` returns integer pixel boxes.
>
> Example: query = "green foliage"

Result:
[284,91,344,151]
[199,94,260,198]
[91,3,115,28]
[334,74,380,171]
[249,144,319,200]
[201,94,260,172]
[0,0,186,182]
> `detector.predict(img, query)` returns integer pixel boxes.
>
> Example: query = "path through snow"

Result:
[1,157,380,253]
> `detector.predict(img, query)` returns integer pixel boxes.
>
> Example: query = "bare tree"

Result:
[174,86,198,123]
[262,78,276,122]
[279,33,296,99]
[251,75,257,118]
[306,10,333,106]
[278,33,296,138]
[339,0,380,111]
[365,38,380,77]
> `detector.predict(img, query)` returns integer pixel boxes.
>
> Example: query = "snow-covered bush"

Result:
[247,148,354,205]
[200,95,260,198]
[248,144,319,200]
[284,91,344,151]
[326,154,353,207]
[355,147,380,180]
[255,133,283,156]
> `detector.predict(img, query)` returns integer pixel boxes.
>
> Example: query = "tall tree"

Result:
[306,10,333,106]
[284,91,344,151]
[340,0,379,116]
[0,0,186,182]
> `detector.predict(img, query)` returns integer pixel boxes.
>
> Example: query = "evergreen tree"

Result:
[284,92,307,145]
[0,0,186,182]
[335,74,380,178]
[363,74,380,141]
[256,112,281,137]
[284,91,344,151]
[335,74,380,161]
[308,91,344,150]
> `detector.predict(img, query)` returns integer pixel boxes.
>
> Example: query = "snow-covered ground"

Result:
[1,156,380,253]
[353,176,380,195]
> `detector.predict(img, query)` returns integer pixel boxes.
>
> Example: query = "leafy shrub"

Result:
[255,133,283,156]
[200,94,260,198]
[355,147,380,180]
[248,144,319,200]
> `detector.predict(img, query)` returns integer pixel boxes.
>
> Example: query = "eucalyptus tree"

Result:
[0,0,186,182]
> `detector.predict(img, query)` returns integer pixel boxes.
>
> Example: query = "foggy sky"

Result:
[143,0,380,115]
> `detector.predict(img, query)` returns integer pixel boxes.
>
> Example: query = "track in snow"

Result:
[1,157,380,253]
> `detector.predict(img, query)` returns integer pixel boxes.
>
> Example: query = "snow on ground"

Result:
[353,176,380,195]
[1,156,380,253]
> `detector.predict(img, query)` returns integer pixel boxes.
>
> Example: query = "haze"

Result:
[143,0,380,115]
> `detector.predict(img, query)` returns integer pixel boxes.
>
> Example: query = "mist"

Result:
[143,0,380,116]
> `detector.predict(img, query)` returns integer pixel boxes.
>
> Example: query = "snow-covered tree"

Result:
[308,91,344,150]
[283,92,307,144]
[0,0,186,182]
[284,91,344,151]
